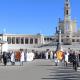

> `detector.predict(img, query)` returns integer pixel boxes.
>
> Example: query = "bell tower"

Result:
[63,0,72,45]
[64,0,71,21]
[64,0,72,33]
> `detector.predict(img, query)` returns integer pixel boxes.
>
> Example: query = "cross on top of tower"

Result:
[66,0,70,2]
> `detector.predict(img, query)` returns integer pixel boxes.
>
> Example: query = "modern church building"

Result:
[0,0,80,52]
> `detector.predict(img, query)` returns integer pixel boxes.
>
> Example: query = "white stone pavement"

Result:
[0,60,80,80]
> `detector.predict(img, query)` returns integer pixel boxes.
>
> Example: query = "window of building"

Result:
[44,38,46,41]
[47,38,49,41]
[35,39,38,44]
[61,39,63,42]
[21,37,24,44]
[25,38,28,44]
[12,37,15,44]
[50,38,52,41]
[72,39,75,42]
[16,37,20,44]
[56,39,58,42]
[66,4,68,7]
[66,10,68,15]
[77,39,80,42]
[66,36,69,37]
[7,37,11,44]
[30,38,33,44]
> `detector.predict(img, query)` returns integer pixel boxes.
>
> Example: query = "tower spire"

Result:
[64,0,71,21]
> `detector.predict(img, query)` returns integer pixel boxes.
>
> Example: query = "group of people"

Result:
[0,48,80,71]
[54,49,80,71]
[1,49,35,66]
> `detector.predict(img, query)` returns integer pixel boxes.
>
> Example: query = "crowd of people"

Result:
[0,48,80,70]
[0,49,35,66]
[54,49,80,71]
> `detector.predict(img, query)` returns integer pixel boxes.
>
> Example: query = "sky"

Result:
[0,0,80,35]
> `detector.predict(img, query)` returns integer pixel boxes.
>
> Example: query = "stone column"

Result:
[59,30,61,45]
[56,30,62,51]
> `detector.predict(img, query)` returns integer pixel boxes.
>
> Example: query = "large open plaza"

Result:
[0,59,80,80]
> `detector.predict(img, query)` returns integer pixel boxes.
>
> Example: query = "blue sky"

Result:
[0,0,80,35]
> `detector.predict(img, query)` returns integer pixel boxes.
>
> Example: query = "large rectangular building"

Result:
[0,33,45,51]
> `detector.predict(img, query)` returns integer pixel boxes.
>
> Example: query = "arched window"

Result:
[66,10,68,15]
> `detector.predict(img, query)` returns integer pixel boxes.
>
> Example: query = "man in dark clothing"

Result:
[72,52,79,71]
[3,52,7,66]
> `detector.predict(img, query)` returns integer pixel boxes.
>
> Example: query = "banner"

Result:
[56,50,64,61]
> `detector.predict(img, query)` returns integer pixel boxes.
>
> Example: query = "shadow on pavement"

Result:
[41,64,80,80]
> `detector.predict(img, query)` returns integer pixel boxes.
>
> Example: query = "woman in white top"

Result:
[11,51,15,65]
[20,50,25,66]
[64,51,69,66]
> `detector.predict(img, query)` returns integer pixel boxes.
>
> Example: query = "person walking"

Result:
[72,52,79,71]
[45,51,49,59]
[54,53,58,66]
[20,49,25,66]
[15,51,21,62]
[50,51,53,59]
[64,51,69,66]
[3,52,7,66]
[11,51,15,65]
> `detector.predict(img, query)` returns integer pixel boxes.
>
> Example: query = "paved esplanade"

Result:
[0,60,80,80]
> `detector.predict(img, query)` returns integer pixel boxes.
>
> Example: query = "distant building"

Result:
[0,34,44,51]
